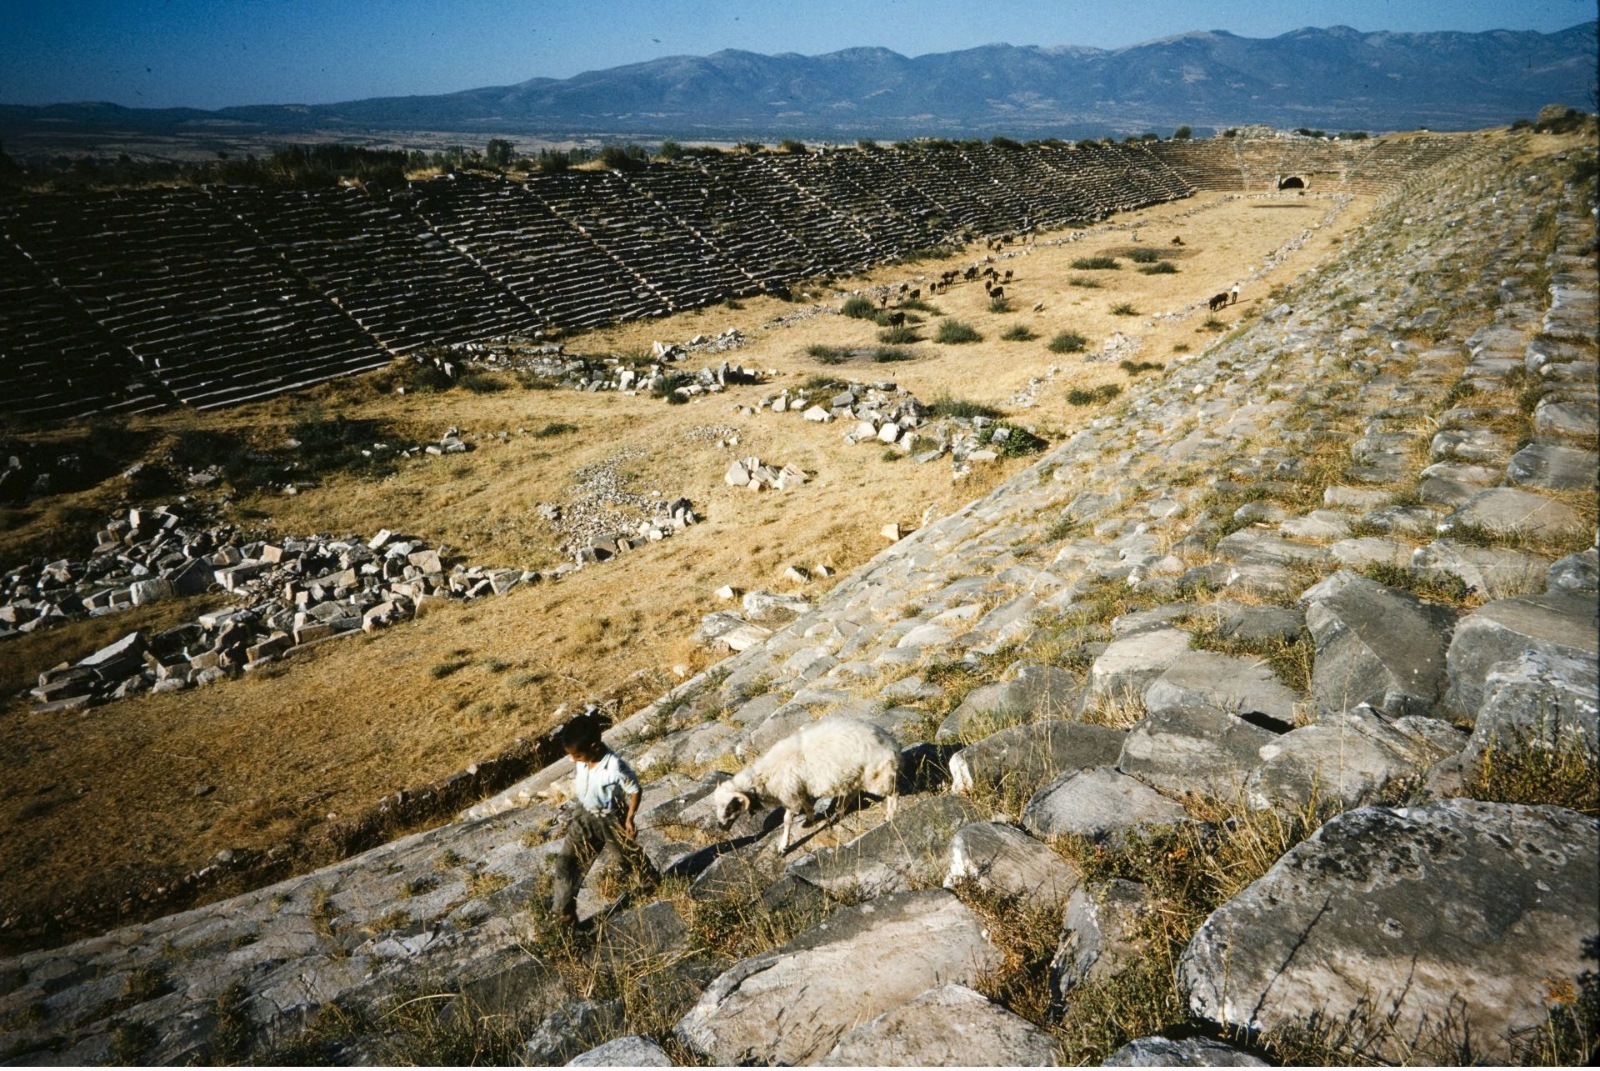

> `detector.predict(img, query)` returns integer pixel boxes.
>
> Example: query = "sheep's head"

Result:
[711,780,751,827]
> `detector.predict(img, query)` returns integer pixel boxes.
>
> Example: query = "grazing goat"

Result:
[1208,292,1229,311]
[712,718,901,852]
[885,311,906,327]
[1171,236,1184,245]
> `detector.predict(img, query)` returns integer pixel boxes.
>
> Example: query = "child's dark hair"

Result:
[558,711,606,752]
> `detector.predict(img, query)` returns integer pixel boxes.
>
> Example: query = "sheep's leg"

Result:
[777,810,796,853]
[884,792,898,821]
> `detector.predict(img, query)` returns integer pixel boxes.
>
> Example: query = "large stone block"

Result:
[945,821,1082,907]
[1022,766,1188,841]
[1143,650,1302,724]
[673,890,1004,1065]
[1443,591,1598,722]
[936,663,1084,742]
[1180,800,1600,1064]
[1246,707,1465,811]
[819,983,1057,1066]
[787,795,980,897]
[948,719,1126,800]
[1300,570,1456,717]
[1118,706,1280,798]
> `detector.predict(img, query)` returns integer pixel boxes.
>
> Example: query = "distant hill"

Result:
[4,22,1596,143]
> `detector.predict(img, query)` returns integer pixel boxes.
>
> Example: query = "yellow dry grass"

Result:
[0,186,1371,948]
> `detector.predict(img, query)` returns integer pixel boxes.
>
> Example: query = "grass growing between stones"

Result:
[1181,614,1315,693]
[1460,731,1600,817]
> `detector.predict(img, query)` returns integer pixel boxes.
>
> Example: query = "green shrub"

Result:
[806,344,850,365]
[841,296,877,319]
[980,423,1048,457]
[1140,261,1179,275]
[1129,248,1160,264]
[1000,324,1037,342]
[878,325,921,344]
[1048,331,1088,354]
[928,393,1003,420]
[1119,360,1163,375]
[1071,256,1119,270]
[1067,276,1102,289]
[988,297,1012,313]
[1067,384,1122,406]
[870,346,915,363]
[533,422,578,438]
[935,320,982,344]
[1111,302,1138,316]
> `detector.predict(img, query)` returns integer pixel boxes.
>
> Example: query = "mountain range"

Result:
[4,22,1596,144]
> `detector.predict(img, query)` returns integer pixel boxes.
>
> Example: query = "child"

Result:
[550,714,658,927]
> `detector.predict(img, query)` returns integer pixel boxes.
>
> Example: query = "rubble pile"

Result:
[449,332,763,400]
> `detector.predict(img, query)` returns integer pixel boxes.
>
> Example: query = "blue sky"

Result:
[1,0,1593,110]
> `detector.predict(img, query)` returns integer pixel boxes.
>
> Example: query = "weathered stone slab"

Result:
[819,983,1057,1066]
[1439,487,1585,541]
[1533,397,1599,444]
[1443,592,1599,721]
[1330,536,1415,570]
[1246,707,1465,811]
[1411,540,1550,599]
[936,664,1084,742]
[567,1035,674,1066]
[788,795,980,897]
[1548,548,1598,594]
[1300,570,1456,717]
[1087,627,1191,703]
[1051,879,1155,1003]
[1103,1036,1268,1066]
[1466,650,1598,760]
[1119,706,1281,798]
[673,890,1004,1065]
[1143,650,1302,724]
[1180,800,1600,1064]
[948,720,1126,800]
[524,999,624,1066]
[1022,766,1188,841]
[1507,442,1598,491]
[945,821,1082,907]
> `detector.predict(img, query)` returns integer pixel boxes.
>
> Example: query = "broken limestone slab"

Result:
[945,821,1081,908]
[948,720,1126,799]
[787,795,980,897]
[819,983,1057,1066]
[1104,1036,1268,1066]
[1180,800,1600,1065]
[1411,540,1550,600]
[1439,487,1585,542]
[1142,650,1302,725]
[673,889,1004,1066]
[1300,570,1456,718]
[1443,591,1599,723]
[1507,442,1599,492]
[1087,627,1191,704]
[1022,766,1189,841]
[1245,707,1466,812]
[1465,650,1598,761]
[1119,706,1281,798]
[1051,879,1156,1004]
[566,1035,673,1066]
[936,664,1085,742]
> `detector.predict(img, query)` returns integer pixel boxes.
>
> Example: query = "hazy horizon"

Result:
[2,0,1594,112]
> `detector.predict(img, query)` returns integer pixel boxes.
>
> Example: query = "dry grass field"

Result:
[0,185,1371,947]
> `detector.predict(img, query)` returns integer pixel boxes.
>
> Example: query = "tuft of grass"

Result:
[1000,324,1038,342]
[806,344,851,365]
[1071,255,1120,270]
[458,372,509,394]
[841,296,877,319]
[979,423,1048,458]
[533,421,578,438]
[1202,316,1226,332]
[1129,248,1161,263]
[988,297,1013,313]
[935,320,982,344]
[1461,730,1599,817]
[1110,302,1139,316]
[1139,261,1179,275]
[1119,359,1163,375]
[878,325,922,345]
[1066,384,1122,406]
[1358,562,1474,605]
[1048,330,1088,354]
[1068,276,1102,288]
[430,660,470,679]
[927,393,1004,420]
[870,346,915,363]
[1185,619,1315,693]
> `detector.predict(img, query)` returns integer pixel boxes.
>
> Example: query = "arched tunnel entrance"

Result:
[1278,175,1307,190]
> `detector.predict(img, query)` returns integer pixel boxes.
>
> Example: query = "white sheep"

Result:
[712,717,901,852]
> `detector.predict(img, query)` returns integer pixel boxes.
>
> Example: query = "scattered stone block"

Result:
[1022,766,1188,841]
[945,821,1082,907]
[948,719,1125,798]
[1051,879,1156,1003]
[820,984,1057,1067]
[1443,591,1599,722]
[1300,570,1456,717]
